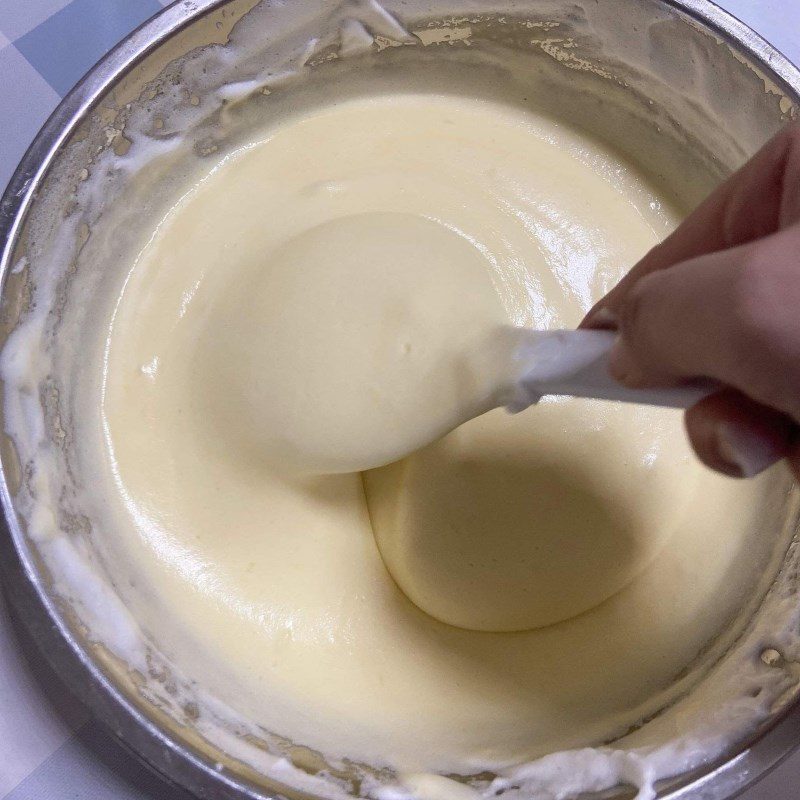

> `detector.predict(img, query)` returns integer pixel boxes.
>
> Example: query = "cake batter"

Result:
[94,91,775,774]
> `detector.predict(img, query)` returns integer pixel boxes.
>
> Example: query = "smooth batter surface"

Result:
[98,93,772,771]
[205,211,509,474]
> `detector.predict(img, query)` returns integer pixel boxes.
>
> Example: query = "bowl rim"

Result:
[0,1,799,799]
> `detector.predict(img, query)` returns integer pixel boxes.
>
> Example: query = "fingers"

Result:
[603,222,800,479]
[582,123,800,328]
[684,390,795,478]
[578,125,800,480]
[605,225,800,419]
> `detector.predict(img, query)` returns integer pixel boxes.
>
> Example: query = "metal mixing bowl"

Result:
[1,1,800,798]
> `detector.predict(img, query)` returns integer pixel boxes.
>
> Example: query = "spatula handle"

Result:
[509,329,719,411]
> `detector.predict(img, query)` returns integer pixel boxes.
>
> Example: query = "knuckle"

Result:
[617,280,647,343]
[728,257,778,345]
[618,274,656,335]
[615,273,669,373]
[728,255,800,415]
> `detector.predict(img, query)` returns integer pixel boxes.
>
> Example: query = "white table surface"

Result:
[1,1,799,798]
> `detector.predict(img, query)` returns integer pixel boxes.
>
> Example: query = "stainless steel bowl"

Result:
[1,1,800,798]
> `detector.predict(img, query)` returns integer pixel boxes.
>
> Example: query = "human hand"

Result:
[582,125,800,479]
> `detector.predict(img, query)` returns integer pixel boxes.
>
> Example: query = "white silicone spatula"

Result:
[505,329,718,413]
[242,326,719,475]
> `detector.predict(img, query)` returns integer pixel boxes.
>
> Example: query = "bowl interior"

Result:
[1,2,800,799]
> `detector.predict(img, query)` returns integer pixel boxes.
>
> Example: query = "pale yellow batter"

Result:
[98,93,773,772]
[204,211,508,474]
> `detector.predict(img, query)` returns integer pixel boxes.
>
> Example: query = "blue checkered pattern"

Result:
[0,1,799,799]
[0,0,171,192]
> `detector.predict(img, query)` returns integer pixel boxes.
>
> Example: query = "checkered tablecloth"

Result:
[1,1,799,798]
[0,0,169,192]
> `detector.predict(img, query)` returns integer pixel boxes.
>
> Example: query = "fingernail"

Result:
[584,307,619,330]
[716,422,781,479]
[608,337,647,387]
